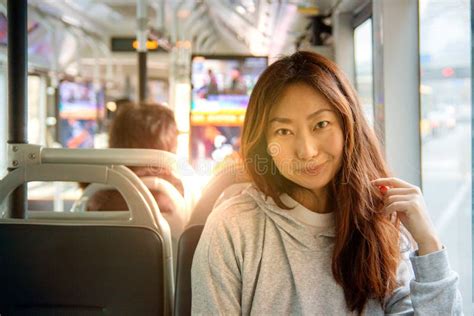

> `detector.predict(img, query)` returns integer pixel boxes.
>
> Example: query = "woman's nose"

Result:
[295,134,319,160]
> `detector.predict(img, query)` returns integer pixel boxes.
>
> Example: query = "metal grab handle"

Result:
[0,164,156,227]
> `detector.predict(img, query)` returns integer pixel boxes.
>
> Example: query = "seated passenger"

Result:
[191,51,463,314]
[86,103,184,215]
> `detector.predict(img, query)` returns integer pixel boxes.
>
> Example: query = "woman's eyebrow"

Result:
[268,117,292,124]
[307,108,335,120]
[269,108,335,124]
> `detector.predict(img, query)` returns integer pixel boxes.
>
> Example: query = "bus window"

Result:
[28,181,81,212]
[354,18,374,128]
[419,0,472,311]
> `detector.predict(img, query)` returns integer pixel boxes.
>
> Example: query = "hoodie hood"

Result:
[243,185,336,251]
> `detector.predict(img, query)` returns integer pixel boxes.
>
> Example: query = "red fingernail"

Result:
[378,185,389,194]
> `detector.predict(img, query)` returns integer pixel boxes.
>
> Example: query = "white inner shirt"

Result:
[280,194,335,236]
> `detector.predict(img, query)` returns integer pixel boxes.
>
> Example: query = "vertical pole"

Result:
[54,86,60,144]
[138,52,147,102]
[137,0,148,103]
[7,0,28,219]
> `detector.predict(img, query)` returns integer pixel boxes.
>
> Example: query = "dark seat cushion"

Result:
[174,225,203,316]
[0,224,165,315]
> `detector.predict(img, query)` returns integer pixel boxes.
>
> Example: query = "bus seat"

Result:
[174,162,249,315]
[0,163,174,315]
[214,182,252,208]
[28,210,130,220]
[41,146,196,220]
[71,176,188,263]
[187,161,249,227]
[174,225,204,316]
[0,224,165,315]
[141,176,189,223]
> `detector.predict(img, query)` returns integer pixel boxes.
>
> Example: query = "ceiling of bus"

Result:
[23,0,335,52]
[0,0,361,82]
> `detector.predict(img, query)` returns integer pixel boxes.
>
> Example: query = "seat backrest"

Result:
[174,180,250,315]
[141,176,189,223]
[72,176,188,242]
[174,225,204,316]
[0,223,164,315]
[187,161,248,227]
[0,162,175,315]
[72,176,188,266]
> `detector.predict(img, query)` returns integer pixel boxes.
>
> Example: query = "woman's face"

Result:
[266,83,344,197]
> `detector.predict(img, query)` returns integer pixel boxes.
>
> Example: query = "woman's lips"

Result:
[298,162,327,175]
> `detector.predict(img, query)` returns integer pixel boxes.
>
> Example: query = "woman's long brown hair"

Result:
[241,51,401,313]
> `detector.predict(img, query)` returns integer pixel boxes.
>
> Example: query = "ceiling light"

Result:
[106,101,117,112]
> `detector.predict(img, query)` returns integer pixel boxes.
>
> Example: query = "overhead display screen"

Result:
[190,55,267,168]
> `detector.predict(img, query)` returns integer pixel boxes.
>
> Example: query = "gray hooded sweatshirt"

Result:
[191,185,463,315]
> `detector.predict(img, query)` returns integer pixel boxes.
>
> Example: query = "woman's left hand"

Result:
[372,177,442,256]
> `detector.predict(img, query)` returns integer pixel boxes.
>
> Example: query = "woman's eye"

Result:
[276,128,292,136]
[314,121,329,130]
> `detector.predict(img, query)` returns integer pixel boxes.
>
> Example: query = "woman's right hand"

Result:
[372,177,442,256]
